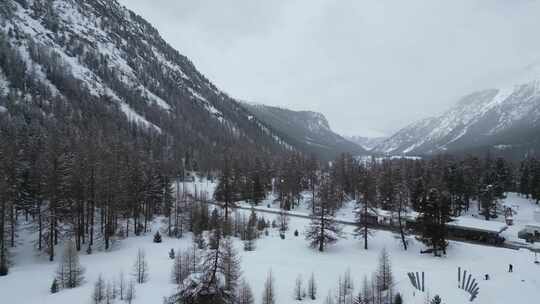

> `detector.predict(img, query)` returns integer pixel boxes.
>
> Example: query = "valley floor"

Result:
[1,210,540,304]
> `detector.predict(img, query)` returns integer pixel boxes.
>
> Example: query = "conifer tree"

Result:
[355,165,376,250]
[419,188,451,255]
[305,176,344,252]
[50,278,59,294]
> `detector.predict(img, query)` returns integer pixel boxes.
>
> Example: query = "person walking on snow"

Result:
[509,264,513,272]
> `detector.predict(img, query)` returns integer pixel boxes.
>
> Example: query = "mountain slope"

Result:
[374,81,540,156]
[347,135,386,151]
[242,103,367,159]
[0,0,296,166]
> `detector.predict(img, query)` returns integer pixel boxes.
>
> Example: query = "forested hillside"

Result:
[0,0,297,273]
[242,103,367,160]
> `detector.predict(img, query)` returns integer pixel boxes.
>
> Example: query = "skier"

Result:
[508,264,513,273]
[485,274,489,280]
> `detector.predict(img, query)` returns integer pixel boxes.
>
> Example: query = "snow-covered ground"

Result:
[2,209,540,304]
[2,182,540,304]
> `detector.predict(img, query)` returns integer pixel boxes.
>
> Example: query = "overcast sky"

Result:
[119,0,540,137]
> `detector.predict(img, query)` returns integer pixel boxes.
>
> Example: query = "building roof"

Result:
[448,218,508,234]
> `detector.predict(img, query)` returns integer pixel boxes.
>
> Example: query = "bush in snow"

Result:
[153,231,162,243]
[431,295,443,304]
[50,278,59,294]
[394,293,403,304]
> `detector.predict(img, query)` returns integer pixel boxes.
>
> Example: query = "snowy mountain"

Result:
[347,135,387,151]
[242,103,367,159]
[0,0,296,165]
[373,81,540,156]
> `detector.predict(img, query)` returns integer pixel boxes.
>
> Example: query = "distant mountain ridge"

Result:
[242,103,367,159]
[347,135,386,151]
[373,80,540,157]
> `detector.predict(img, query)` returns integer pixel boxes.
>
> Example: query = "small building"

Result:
[446,218,508,245]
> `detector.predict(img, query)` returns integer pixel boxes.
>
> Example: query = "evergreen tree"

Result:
[214,155,237,223]
[354,165,376,250]
[50,278,59,294]
[305,176,344,252]
[419,188,451,256]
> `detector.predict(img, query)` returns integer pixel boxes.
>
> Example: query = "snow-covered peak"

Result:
[374,79,540,155]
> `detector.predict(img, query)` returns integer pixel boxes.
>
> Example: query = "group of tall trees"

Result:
[213,152,526,254]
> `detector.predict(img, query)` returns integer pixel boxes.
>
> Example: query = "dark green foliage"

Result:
[50,278,59,294]
[394,293,403,304]
[431,295,442,304]
[0,260,8,276]
[153,231,162,243]
[419,189,452,256]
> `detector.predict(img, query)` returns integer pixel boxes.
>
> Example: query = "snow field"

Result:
[2,209,540,304]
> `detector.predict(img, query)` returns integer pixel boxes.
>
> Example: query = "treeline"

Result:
[212,152,538,255]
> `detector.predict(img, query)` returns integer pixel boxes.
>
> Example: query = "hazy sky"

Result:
[119,0,540,137]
